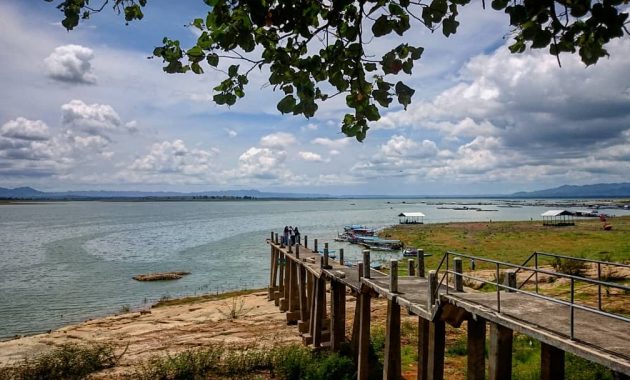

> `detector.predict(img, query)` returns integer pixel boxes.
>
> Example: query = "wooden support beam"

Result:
[280,252,289,312]
[417,317,429,380]
[417,249,425,278]
[408,259,415,277]
[331,281,347,351]
[298,265,309,333]
[454,257,463,292]
[467,316,486,380]
[540,342,564,380]
[427,319,445,380]
[384,295,401,380]
[489,322,513,380]
[269,245,278,300]
[390,259,399,293]
[287,260,299,324]
[363,250,371,279]
[357,290,371,380]
[339,248,344,266]
[313,276,326,348]
[308,273,317,339]
[505,270,517,292]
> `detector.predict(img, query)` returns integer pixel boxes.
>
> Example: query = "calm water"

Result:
[1,199,626,339]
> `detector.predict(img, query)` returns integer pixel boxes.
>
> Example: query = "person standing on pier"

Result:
[283,226,289,245]
[289,226,295,245]
[294,226,300,245]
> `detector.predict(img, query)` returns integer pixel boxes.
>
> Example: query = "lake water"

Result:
[1,199,627,339]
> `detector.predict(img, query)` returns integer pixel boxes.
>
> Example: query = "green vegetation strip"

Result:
[383,216,630,270]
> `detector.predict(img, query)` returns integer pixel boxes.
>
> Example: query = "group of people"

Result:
[282,225,300,246]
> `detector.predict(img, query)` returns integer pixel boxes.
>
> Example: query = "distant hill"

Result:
[0,187,330,200]
[512,183,630,198]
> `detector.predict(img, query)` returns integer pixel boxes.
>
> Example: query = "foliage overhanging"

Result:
[46,0,629,141]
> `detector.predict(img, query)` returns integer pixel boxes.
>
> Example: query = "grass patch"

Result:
[133,343,355,380]
[0,343,121,380]
[384,216,630,271]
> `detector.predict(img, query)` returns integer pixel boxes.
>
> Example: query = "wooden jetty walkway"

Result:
[266,232,630,380]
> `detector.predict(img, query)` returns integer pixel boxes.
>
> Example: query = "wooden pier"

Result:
[266,232,630,380]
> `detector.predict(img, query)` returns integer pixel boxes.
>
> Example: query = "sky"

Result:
[0,1,628,196]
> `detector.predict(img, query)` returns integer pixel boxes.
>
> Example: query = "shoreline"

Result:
[0,288,303,371]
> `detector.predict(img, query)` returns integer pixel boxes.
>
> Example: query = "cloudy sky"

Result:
[0,1,628,195]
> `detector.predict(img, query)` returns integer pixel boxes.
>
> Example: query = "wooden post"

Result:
[428,270,437,310]
[540,342,564,380]
[313,276,325,348]
[339,248,344,266]
[274,232,279,244]
[331,280,347,351]
[417,317,429,380]
[351,263,364,360]
[323,242,331,269]
[390,259,399,293]
[506,270,516,292]
[314,238,318,253]
[427,319,445,380]
[275,250,285,306]
[298,265,309,332]
[281,255,290,312]
[357,288,371,380]
[454,257,463,292]
[306,273,317,345]
[305,235,308,248]
[467,316,486,380]
[488,323,513,380]
[269,244,277,300]
[363,250,371,279]
[384,294,401,380]
[408,259,415,276]
[295,244,300,259]
[417,249,425,278]
[288,260,300,322]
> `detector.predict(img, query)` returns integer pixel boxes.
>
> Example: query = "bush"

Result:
[552,256,588,277]
[0,343,119,380]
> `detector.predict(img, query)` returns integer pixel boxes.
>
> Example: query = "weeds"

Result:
[551,256,588,277]
[217,296,253,320]
[0,343,120,380]
[133,343,355,380]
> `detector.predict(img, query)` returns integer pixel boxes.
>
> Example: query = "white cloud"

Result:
[225,128,238,138]
[238,147,286,178]
[260,132,296,149]
[44,44,97,85]
[0,117,50,141]
[312,137,351,149]
[61,100,122,136]
[298,151,324,162]
[129,139,218,177]
[380,135,438,158]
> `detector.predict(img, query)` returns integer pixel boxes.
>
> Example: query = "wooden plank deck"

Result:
[269,240,630,376]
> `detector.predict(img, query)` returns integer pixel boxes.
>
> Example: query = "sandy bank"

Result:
[0,290,303,375]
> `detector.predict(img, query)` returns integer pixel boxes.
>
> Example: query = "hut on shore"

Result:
[398,212,425,224]
[541,210,575,226]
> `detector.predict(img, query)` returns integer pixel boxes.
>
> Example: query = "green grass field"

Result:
[382,215,630,270]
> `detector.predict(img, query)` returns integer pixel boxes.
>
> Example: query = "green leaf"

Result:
[442,17,459,37]
[191,62,204,74]
[365,63,377,72]
[207,53,219,67]
[277,95,296,114]
[372,15,392,37]
[228,65,239,77]
[395,81,415,109]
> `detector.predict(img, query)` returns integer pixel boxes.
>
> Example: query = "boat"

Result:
[402,248,432,257]
[358,236,403,251]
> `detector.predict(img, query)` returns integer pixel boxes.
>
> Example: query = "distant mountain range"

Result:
[1,182,629,200]
[511,183,630,198]
[0,187,329,200]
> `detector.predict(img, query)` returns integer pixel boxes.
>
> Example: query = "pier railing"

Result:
[516,251,630,310]
[434,251,630,340]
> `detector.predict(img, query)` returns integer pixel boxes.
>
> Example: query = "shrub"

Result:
[0,343,119,380]
[552,256,588,277]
